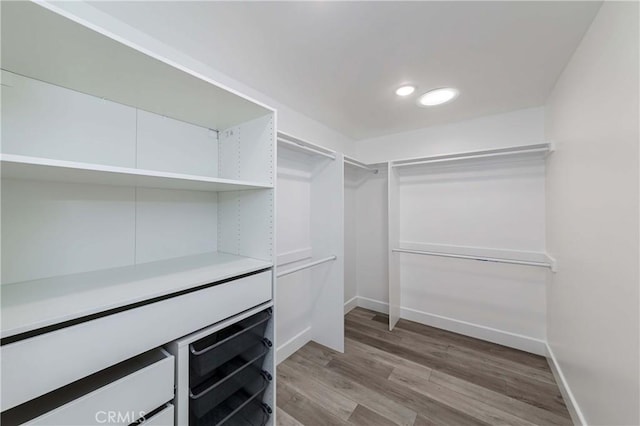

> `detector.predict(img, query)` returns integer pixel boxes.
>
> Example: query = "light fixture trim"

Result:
[395,85,416,97]
[417,87,459,106]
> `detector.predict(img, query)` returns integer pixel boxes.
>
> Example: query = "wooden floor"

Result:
[276,308,572,426]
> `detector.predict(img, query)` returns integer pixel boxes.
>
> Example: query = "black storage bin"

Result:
[219,399,271,426]
[190,309,272,379]
[190,338,271,390]
[190,359,271,419]
[193,397,271,426]
[191,371,271,426]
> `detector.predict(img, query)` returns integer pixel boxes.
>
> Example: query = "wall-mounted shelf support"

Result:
[276,255,337,278]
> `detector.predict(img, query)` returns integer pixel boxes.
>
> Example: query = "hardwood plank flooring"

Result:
[277,308,572,426]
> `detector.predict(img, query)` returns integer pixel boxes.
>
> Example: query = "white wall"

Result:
[545,2,639,425]
[46,1,355,155]
[397,156,547,350]
[354,108,549,354]
[356,107,544,164]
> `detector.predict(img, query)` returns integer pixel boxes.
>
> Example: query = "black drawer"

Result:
[222,398,270,426]
[193,397,271,426]
[190,338,271,391]
[190,369,271,424]
[190,309,272,379]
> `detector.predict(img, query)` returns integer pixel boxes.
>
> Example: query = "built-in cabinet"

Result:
[1,2,275,424]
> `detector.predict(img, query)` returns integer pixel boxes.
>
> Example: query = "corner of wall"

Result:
[545,344,587,425]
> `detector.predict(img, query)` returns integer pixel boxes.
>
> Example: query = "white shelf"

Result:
[3,2,273,131]
[1,252,273,338]
[344,155,379,173]
[391,143,552,168]
[0,154,273,192]
[277,132,336,160]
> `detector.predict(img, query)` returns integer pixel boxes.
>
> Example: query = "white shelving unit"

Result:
[387,143,553,331]
[343,155,381,314]
[1,1,276,423]
[388,162,402,330]
[275,133,344,361]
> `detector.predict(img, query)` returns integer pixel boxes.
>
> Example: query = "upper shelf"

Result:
[344,155,379,174]
[1,251,273,339]
[1,154,273,192]
[391,143,553,168]
[1,1,273,131]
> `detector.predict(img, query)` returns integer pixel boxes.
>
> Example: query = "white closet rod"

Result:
[344,157,379,174]
[277,138,336,160]
[392,248,552,269]
[392,143,551,168]
[276,255,337,278]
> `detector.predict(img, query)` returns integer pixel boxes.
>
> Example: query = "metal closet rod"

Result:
[276,255,337,278]
[344,157,379,174]
[277,137,336,160]
[391,248,552,269]
[391,143,551,168]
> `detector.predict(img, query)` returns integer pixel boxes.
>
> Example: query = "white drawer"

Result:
[2,349,173,425]
[1,270,272,410]
[143,404,175,426]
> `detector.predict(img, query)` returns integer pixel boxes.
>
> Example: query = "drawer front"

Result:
[1,270,272,411]
[143,404,174,426]
[28,352,174,425]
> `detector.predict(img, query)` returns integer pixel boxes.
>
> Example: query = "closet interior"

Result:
[387,143,555,340]
[1,1,637,425]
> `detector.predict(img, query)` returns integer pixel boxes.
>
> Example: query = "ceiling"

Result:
[90,1,601,140]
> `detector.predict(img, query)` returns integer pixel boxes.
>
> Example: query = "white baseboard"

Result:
[546,344,586,425]
[276,326,311,365]
[344,296,358,314]
[356,296,389,314]
[400,306,546,355]
[353,297,545,355]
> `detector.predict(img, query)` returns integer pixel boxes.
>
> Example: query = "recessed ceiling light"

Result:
[395,85,416,97]
[417,87,459,106]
